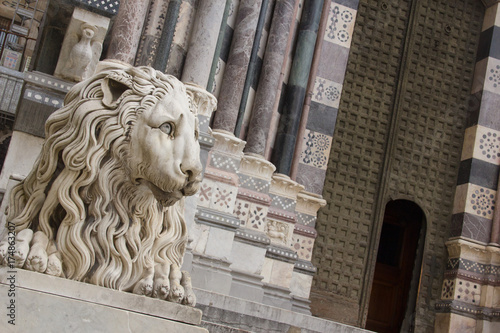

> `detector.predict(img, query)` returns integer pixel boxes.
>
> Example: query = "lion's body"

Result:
[3,61,202,299]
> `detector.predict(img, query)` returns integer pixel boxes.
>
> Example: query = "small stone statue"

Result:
[0,60,205,306]
[61,23,102,82]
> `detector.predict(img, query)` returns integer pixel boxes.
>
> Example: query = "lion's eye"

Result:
[194,129,199,140]
[159,122,174,136]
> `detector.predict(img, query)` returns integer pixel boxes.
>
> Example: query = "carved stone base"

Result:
[0,267,206,332]
[190,253,233,295]
[291,295,312,315]
[262,282,293,310]
[229,269,264,303]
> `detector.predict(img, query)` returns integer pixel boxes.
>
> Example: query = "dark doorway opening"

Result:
[366,200,425,333]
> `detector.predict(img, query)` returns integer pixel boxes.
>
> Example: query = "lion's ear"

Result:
[102,76,130,107]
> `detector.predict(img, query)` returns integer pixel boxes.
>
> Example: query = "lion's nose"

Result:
[180,160,202,180]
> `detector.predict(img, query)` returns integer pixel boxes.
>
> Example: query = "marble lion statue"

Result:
[0,60,203,306]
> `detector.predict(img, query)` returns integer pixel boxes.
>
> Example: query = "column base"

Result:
[229,269,264,303]
[262,282,293,310]
[191,253,233,295]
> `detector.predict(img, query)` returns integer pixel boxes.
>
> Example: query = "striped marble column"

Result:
[212,0,264,133]
[153,0,182,71]
[181,0,227,88]
[134,0,169,66]
[234,0,271,137]
[271,0,324,175]
[435,2,500,331]
[166,0,197,77]
[106,0,150,64]
[244,0,298,156]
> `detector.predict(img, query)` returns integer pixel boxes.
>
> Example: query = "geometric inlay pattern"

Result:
[291,233,315,261]
[455,279,480,304]
[73,0,120,14]
[312,77,342,108]
[239,174,270,192]
[270,194,296,212]
[470,187,495,218]
[297,212,317,227]
[299,130,333,170]
[485,58,500,93]
[324,3,357,48]
[447,258,500,280]
[441,279,455,300]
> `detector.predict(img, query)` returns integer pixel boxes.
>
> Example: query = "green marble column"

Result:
[271,0,324,175]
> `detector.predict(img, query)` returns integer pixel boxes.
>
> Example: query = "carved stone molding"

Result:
[185,82,217,118]
[445,238,500,265]
[239,153,276,180]
[236,187,272,206]
[294,224,318,238]
[270,173,305,200]
[211,129,246,158]
[296,191,326,216]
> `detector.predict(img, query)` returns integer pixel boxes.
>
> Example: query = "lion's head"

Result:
[6,60,203,291]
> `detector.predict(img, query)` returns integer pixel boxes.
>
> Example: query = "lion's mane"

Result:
[7,62,195,291]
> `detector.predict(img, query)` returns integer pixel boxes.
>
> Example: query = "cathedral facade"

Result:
[0,0,499,332]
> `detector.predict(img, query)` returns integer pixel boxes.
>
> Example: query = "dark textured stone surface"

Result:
[478,90,500,131]
[457,158,500,189]
[295,163,327,195]
[476,26,500,61]
[317,41,351,83]
[14,99,57,138]
[307,101,338,136]
[450,212,492,243]
[335,0,361,10]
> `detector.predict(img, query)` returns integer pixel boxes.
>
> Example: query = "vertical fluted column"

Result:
[244,0,297,156]
[271,0,324,175]
[134,0,169,66]
[181,0,227,88]
[212,0,264,133]
[106,0,150,64]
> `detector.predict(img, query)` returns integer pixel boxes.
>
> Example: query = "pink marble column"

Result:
[212,0,264,133]
[106,0,150,64]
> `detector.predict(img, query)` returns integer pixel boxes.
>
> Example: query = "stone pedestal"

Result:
[0,267,207,332]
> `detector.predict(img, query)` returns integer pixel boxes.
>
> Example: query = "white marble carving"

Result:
[0,60,208,306]
[54,8,110,82]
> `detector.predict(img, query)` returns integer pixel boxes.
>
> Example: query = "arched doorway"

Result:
[366,200,425,333]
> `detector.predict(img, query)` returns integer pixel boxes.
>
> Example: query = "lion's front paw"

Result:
[45,252,63,277]
[0,238,9,265]
[166,264,184,303]
[24,231,49,272]
[13,229,33,268]
[153,263,170,300]
[181,271,196,306]
[133,267,154,297]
